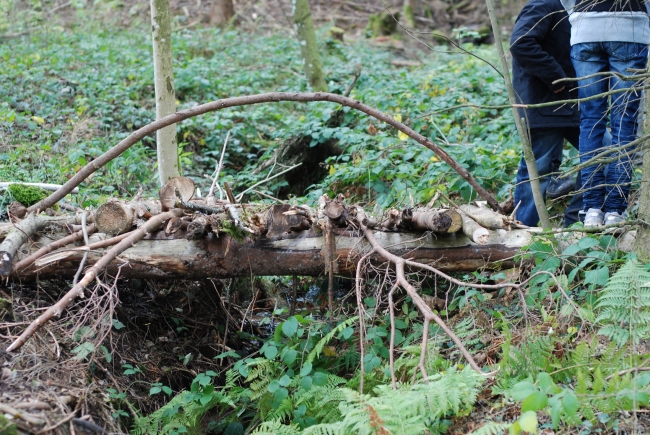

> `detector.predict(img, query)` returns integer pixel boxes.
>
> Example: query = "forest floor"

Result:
[1,1,649,435]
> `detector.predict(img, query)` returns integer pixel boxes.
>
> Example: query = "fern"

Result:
[452,317,482,349]
[503,334,555,381]
[310,367,482,435]
[132,390,232,435]
[307,316,359,363]
[595,258,650,346]
[251,420,301,435]
[468,422,512,435]
[294,374,347,423]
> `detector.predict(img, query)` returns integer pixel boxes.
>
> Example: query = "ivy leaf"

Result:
[274,387,289,401]
[225,422,244,435]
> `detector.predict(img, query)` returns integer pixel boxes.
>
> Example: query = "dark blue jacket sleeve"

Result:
[510,0,568,92]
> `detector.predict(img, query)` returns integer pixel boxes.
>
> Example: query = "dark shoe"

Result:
[546,176,575,199]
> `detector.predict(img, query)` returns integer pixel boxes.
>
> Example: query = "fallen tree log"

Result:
[12,225,531,280]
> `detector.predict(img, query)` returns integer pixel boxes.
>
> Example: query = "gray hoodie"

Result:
[560,0,650,45]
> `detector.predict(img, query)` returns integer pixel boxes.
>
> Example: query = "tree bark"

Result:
[150,0,180,185]
[403,0,416,28]
[12,225,531,281]
[635,94,650,260]
[292,0,328,92]
[210,0,234,27]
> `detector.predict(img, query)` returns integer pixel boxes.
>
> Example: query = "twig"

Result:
[355,250,376,393]
[6,209,184,352]
[37,407,79,434]
[253,190,287,204]
[235,163,302,202]
[343,65,363,97]
[28,92,502,214]
[72,212,90,286]
[12,224,97,273]
[388,283,399,389]
[207,130,230,203]
[357,209,483,374]
[224,182,237,204]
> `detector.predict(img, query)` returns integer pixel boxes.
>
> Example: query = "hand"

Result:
[553,86,565,94]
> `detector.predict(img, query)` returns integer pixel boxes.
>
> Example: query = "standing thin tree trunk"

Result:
[292,0,328,92]
[403,0,416,28]
[635,94,650,260]
[210,0,234,27]
[151,0,181,186]
[485,0,551,228]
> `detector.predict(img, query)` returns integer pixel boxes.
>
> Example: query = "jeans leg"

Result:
[514,128,565,226]
[571,43,609,212]
[603,42,648,213]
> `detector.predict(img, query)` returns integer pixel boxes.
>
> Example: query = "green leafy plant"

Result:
[595,258,650,346]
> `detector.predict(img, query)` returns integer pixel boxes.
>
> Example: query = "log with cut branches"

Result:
[6,209,183,352]
[9,204,530,281]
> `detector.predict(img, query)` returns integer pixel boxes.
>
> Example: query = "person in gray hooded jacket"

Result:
[560,0,650,227]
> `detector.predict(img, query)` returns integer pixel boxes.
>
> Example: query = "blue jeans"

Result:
[515,127,583,227]
[571,42,648,214]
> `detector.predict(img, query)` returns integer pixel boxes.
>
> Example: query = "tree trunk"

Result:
[403,0,416,28]
[210,0,234,27]
[484,0,551,228]
[150,0,180,185]
[635,95,650,260]
[13,226,530,281]
[292,0,328,92]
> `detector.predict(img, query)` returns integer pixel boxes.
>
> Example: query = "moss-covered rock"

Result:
[0,414,18,435]
[7,184,49,207]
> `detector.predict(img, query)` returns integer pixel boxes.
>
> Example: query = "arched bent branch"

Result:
[28,92,501,214]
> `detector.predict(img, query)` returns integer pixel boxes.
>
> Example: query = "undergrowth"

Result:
[0,20,520,211]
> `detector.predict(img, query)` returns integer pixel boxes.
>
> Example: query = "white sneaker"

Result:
[584,208,604,228]
[604,211,628,225]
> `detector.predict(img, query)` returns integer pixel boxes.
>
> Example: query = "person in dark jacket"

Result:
[510,0,583,227]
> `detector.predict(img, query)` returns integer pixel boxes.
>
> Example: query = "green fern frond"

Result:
[307,316,359,363]
[250,420,301,435]
[595,258,650,346]
[302,366,483,435]
[468,422,512,435]
[132,389,232,435]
